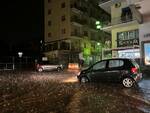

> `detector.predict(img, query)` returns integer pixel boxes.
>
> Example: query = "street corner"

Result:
[122,79,150,107]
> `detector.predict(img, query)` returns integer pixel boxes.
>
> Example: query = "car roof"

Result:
[102,58,131,61]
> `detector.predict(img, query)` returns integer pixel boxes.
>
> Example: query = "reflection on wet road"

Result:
[0,70,150,113]
[121,77,150,113]
[138,79,150,100]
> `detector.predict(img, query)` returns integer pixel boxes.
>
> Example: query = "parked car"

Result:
[77,58,142,88]
[36,61,63,72]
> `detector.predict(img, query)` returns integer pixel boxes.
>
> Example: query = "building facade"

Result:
[99,0,150,67]
[44,0,110,67]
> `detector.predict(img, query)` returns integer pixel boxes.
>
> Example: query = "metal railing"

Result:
[102,15,137,28]
[0,63,15,70]
[71,32,83,37]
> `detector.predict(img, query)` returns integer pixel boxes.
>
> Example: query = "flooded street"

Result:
[0,70,150,113]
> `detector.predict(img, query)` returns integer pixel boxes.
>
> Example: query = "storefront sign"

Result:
[117,39,139,47]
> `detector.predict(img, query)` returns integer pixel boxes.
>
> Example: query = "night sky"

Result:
[1,0,43,56]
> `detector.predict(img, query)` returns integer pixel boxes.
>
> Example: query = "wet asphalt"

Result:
[0,70,150,113]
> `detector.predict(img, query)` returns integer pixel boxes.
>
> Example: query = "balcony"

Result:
[71,6,82,14]
[99,0,143,14]
[71,32,83,38]
[71,17,83,26]
[70,47,81,53]
[99,0,112,14]
[102,15,138,31]
[71,17,88,26]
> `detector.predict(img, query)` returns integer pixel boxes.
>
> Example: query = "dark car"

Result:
[77,58,142,88]
[36,61,63,72]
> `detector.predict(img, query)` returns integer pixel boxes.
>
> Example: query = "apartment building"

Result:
[99,0,150,66]
[44,0,110,66]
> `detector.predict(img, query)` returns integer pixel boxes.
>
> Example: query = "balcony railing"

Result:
[102,15,137,28]
[71,32,83,37]
[71,4,88,13]
[71,17,88,25]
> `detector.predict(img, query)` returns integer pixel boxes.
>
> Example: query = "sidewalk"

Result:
[123,78,150,107]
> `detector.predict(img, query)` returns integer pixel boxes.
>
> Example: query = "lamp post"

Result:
[18,52,23,70]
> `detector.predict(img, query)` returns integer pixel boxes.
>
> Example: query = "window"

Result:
[61,15,66,21]
[48,9,51,15]
[61,28,66,34]
[48,20,51,26]
[93,61,106,70]
[121,7,132,22]
[48,33,51,37]
[83,31,88,36]
[61,2,66,8]
[108,60,124,68]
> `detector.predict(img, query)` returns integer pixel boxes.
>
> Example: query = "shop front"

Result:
[111,29,141,63]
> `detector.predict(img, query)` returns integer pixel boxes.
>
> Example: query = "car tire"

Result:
[38,68,43,72]
[57,67,62,72]
[80,77,89,83]
[122,77,134,88]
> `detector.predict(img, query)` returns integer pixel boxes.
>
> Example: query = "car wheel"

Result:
[57,67,62,72]
[122,77,134,88]
[38,68,43,72]
[80,77,89,83]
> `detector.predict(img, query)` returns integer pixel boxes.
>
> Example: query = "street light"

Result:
[18,52,23,58]
[18,52,23,69]
[96,21,102,30]
[96,21,104,60]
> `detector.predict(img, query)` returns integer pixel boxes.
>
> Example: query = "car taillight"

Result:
[131,67,138,74]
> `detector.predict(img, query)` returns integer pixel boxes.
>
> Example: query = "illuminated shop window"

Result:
[144,43,150,65]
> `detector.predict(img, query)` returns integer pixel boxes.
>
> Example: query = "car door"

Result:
[106,60,124,82]
[89,60,107,82]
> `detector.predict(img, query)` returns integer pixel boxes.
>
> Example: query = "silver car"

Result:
[36,61,63,72]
